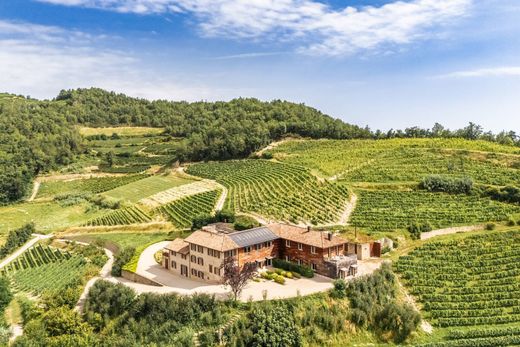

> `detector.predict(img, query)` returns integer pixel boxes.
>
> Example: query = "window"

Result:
[191,255,196,263]
[286,240,291,247]
[298,243,303,251]
[198,257,204,266]
[181,254,187,260]
[255,244,261,251]
[214,267,220,275]
[191,268,197,276]
[264,241,272,248]
[209,264,213,273]
[225,249,237,258]
[297,259,303,266]
[171,251,177,256]
[285,255,290,262]
[191,244,196,251]
[312,263,317,271]
[171,261,177,269]
[244,246,252,253]
[197,245,204,253]
[198,271,204,279]
[311,246,316,254]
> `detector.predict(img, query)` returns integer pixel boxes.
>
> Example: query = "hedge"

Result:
[273,258,314,278]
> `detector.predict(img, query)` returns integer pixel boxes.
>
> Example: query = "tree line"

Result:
[1,88,518,204]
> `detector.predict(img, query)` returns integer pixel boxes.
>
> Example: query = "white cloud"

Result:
[36,0,472,55]
[435,67,520,79]
[0,19,226,100]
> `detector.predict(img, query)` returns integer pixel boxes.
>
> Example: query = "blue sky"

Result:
[1,0,519,132]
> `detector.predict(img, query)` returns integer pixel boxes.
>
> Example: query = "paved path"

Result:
[27,181,40,201]
[73,242,114,312]
[0,234,53,269]
[420,224,484,240]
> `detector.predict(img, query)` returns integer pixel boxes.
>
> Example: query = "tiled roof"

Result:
[228,226,279,247]
[184,229,239,252]
[267,223,347,248]
[165,238,190,254]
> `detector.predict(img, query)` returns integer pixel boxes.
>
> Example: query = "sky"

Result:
[1,0,520,132]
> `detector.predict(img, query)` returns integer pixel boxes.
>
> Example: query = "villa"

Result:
[162,223,378,283]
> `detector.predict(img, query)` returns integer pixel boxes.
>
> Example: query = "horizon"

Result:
[1,0,520,132]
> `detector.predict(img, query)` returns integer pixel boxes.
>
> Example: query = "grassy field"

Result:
[270,138,520,185]
[0,201,107,241]
[395,230,520,346]
[350,190,520,231]
[102,174,195,202]
[79,126,164,137]
[66,232,172,250]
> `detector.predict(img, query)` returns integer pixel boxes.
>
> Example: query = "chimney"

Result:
[307,226,311,233]
[327,232,332,241]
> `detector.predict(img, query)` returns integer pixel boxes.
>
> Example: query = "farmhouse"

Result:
[162,223,378,283]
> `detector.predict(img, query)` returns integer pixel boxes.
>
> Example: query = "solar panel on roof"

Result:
[228,227,279,247]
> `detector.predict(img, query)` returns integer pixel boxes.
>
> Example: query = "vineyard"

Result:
[156,190,220,228]
[270,139,520,185]
[83,206,152,226]
[350,190,520,231]
[187,160,350,224]
[2,244,89,294]
[37,174,148,198]
[140,179,219,207]
[396,231,520,346]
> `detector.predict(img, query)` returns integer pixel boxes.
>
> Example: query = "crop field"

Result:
[270,139,520,185]
[102,174,195,202]
[396,231,520,346]
[156,190,220,228]
[67,232,170,250]
[83,206,152,226]
[0,201,107,240]
[141,179,219,207]
[187,160,350,224]
[350,190,520,231]
[2,244,88,294]
[37,174,148,198]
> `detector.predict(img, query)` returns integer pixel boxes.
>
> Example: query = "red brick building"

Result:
[162,223,365,283]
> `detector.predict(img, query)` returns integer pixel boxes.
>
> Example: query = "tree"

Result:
[221,256,256,301]
[246,305,302,347]
[0,277,12,313]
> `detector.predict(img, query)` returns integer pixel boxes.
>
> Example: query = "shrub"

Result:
[420,175,473,194]
[374,302,421,343]
[274,275,285,285]
[233,215,260,231]
[273,258,314,278]
[507,218,516,226]
[285,272,293,279]
[331,279,347,299]
[111,247,135,276]
[0,223,35,259]
[486,223,496,230]
[408,222,432,240]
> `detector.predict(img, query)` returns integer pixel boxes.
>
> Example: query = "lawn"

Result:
[0,201,107,241]
[79,126,164,137]
[102,174,195,202]
[66,231,174,251]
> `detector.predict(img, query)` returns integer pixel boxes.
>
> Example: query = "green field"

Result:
[102,174,194,202]
[83,205,152,226]
[0,201,107,240]
[66,232,170,250]
[396,231,520,346]
[187,159,350,225]
[271,139,520,185]
[37,174,148,199]
[156,190,220,228]
[350,190,520,231]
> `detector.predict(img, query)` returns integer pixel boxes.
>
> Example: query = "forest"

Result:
[1,88,519,204]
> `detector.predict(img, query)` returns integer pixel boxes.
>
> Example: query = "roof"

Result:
[165,238,190,254]
[267,223,347,248]
[184,229,239,252]
[228,226,279,247]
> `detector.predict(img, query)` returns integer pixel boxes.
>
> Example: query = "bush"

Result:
[374,303,421,343]
[274,275,285,285]
[0,223,35,259]
[331,279,347,299]
[408,221,432,240]
[420,175,473,194]
[111,247,135,276]
[507,218,516,226]
[486,223,496,230]
[273,258,314,278]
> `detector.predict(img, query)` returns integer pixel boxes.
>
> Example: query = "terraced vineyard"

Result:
[187,160,350,224]
[2,244,89,294]
[350,190,520,231]
[271,138,520,185]
[83,206,152,226]
[37,174,148,198]
[156,190,220,228]
[396,231,520,346]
